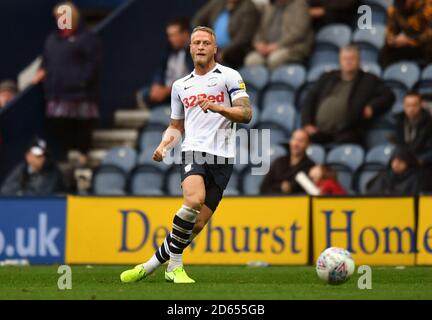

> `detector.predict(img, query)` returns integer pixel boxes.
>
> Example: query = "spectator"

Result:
[140,18,193,108]
[260,129,315,194]
[379,0,432,68]
[32,1,102,165]
[0,138,67,196]
[308,0,359,31]
[392,92,432,164]
[192,0,260,69]
[366,147,421,195]
[0,80,18,109]
[301,45,395,145]
[309,164,347,195]
[244,0,314,70]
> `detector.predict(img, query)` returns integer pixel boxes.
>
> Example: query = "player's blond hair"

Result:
[191,26,217,43]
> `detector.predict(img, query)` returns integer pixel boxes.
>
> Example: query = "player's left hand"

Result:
[197,97,221,113]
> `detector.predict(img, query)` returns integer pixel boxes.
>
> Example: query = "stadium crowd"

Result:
[1,0,432,196]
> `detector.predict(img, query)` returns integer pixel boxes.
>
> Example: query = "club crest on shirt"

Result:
[207,77,218,87]
[185,164,192,173]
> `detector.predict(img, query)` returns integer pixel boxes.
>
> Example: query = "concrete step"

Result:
[92,129,138,149]
[114,109,150,128]
[67,149,107,168]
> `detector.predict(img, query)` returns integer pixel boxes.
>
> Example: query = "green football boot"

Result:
[120,264,147,283]
[165,266,195,284]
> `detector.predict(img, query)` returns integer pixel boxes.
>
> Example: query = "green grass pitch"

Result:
[0,265,431,300]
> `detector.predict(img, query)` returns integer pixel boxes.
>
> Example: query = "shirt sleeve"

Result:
[225,69,249,103]
[170,83,184,120]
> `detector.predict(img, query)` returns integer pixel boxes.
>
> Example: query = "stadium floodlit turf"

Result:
[0,265,431,300]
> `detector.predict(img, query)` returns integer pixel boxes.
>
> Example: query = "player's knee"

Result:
[184,195,204,211]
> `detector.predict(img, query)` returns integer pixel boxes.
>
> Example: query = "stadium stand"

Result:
[306,144,326,164]
[101,147,137,174]
[130,165,165,196]
[3,0,432,197]
[92,165,127,195]
[326,144,365,172]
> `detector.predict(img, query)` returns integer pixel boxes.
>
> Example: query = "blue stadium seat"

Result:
[93,165,127,195]
[139,124,165,151]
[224,170,240,196]
[422,64,432,80]
[262,144,288,167]
[316,24,352,49]
[361,62,382,77]
[296,82,314,107]
[270,64,307,90]
[388,85,406,105]
[359,48,379,64]
[366,144,395,165]
[361,1,388,25]
[363,0,393,10]
[309,48,339,67]
[250,125,288,152]
[241,167,266,195]
[307,63,339,82]
[165,167,182,196]
[102,147,137,173]
[234,142,250,173]
[416,64,432,95]
[130,165,165,195]
[247,88,259,107]
[148,104,171,126]
[259,102,296,134]
[356,169,381,194]
[262,86,295,111]
[391,101,404,114]
[361,62,381,77]
[306,144,326,164]
[239,65,269,91]
[365,128,395,149]
[353,25,386,50]
[327,163,353,193]
[383,61,421,90]
[326,144,365,172]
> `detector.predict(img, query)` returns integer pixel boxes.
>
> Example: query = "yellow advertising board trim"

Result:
[313,197,416,266]
[65,196,310,265]
[416,196,432,265]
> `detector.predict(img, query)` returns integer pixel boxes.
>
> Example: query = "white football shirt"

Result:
[170,63,248,158]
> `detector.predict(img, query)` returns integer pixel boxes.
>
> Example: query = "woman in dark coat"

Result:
[366,147,421,196]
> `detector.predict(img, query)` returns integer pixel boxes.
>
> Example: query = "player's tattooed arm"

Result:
[232,97,252,124]
[199,96,252,124]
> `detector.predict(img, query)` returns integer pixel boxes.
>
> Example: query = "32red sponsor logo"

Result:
[183,91,224,108]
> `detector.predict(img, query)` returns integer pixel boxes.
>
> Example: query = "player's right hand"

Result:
[152,146,166,162]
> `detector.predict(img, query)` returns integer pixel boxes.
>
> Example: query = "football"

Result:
[316,247,355,285]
